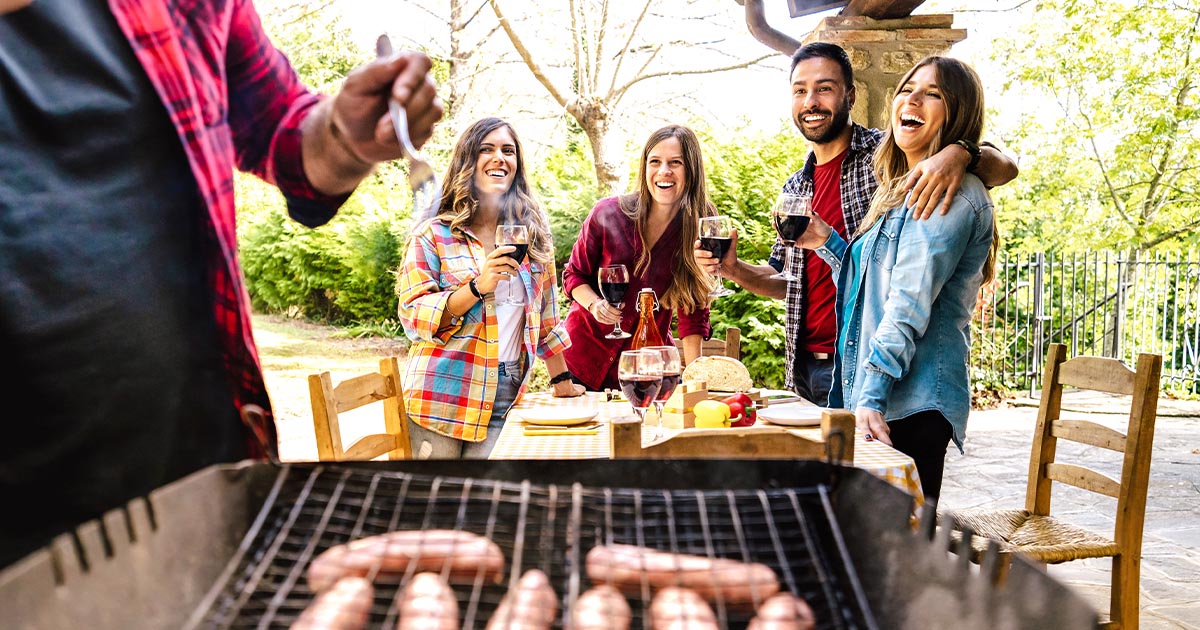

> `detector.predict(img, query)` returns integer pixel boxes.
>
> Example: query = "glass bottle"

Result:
[630,288,665,350]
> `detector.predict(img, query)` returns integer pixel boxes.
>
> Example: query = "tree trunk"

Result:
[447,0,465,119]
[1104,247,1142,358]
[569,97,623,196]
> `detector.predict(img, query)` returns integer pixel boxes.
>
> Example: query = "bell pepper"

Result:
[693,400,731,428]
[722,392,757,427]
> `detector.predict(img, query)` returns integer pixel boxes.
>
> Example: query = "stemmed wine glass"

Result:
[768,193,812,282]
[598,264,631,339]
[699,216,734,297]
[496,225,529,306]
[645,345,681,439]
[617,350,663,425]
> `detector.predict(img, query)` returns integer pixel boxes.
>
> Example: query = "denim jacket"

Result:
[813,175,994,448]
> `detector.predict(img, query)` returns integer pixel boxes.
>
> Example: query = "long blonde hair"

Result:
[433,118,554,265]
[620,125,715,314]
[859,57,998,284]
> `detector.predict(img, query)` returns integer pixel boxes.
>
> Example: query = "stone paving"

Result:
[940,391,1200,629]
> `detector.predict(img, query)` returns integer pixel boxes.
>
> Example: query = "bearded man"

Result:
[695,42,1017,405]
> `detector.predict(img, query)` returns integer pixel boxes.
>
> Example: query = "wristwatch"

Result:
[954,139,982,173]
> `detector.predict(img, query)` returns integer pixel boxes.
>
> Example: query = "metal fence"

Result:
[974,250,1200,394]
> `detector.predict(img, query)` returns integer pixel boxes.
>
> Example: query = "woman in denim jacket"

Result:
[799,57,1001,499]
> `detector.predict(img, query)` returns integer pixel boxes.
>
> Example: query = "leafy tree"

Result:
[989,0,1200,256]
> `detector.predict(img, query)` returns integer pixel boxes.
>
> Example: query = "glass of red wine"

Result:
[598,264,631,339]
[496,224,529,305]
[617,350,663,424]
[768,193,812,282]
[699,216,734,297]
[645,345,681,438]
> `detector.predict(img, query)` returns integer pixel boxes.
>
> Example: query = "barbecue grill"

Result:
[0,460,1099,629]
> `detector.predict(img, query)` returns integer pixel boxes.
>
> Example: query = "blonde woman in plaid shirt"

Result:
[397,118,585,459]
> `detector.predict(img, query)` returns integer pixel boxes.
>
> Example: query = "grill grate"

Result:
[193,464,873,629]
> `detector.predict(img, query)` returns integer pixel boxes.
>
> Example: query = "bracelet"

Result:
[468,278,486,300]
[549,370,574,385]
[587,296,606,314]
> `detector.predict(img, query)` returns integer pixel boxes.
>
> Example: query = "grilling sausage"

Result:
[585,544,779,607]
[397,572,459,630]
[570,585,632,630]
[291,576,374,630]
[648,587,719,630]
[747,592,817,630]
[485,569,558,630]
[307,529,505,592]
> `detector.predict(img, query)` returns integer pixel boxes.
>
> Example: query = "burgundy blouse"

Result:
[561,196,711,390]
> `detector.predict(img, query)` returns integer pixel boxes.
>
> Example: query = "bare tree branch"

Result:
[463,0,489,29]
[612,53,774,104]
[570,0,587,96]
[594,0,610,95]
[489,0,571,108]
[606,0,654,97]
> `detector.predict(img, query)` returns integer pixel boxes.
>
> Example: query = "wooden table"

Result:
[492,391,925,507]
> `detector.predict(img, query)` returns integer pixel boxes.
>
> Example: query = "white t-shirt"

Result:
[496,278,525,363]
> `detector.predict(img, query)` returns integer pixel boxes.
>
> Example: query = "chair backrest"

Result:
[309,357,412,461]
[1025,344,1161,545]
[676,326,740,360]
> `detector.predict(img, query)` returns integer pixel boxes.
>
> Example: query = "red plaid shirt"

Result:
[109,0,347,457]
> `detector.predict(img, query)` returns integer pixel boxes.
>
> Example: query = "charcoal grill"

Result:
[0,460,1099,629]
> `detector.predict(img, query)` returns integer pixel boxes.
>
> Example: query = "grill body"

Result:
[0,460,1098,629]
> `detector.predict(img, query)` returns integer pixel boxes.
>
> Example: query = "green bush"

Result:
[698,123,805,389]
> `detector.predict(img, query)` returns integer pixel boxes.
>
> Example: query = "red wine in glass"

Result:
[773,214,811,243]
[699,236,732,261]
[619,375,662,410]
[503,243,529,263]
[599,281,629,306]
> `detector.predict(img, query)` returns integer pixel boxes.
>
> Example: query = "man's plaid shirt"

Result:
[769,124,884,392]
[112,0,347,457]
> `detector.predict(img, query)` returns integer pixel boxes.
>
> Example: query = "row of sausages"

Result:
[294,529,816,629]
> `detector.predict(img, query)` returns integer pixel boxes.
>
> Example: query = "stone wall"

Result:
[803,14,966,129]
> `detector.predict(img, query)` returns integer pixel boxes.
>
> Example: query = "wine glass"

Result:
[496,225,529,306]
[645,345,681,438]
[698,216,735,297]
[617,350,663,424]
[598,264,631,339]
[768,193,812,282]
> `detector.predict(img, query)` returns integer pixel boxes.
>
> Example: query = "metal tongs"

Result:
[375,34,440,220]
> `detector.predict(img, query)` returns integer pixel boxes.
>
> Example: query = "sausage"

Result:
[746,592,817,630]
[648,587,719,630]
[570,585,632,630]
[307,529,505,592]
[585,544,780,607]
[485,569,558,630]
[291,576,374,630]
[397,572,460,630]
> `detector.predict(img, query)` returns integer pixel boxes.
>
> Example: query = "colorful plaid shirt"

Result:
[769,124,883,392]
[109,0,347,457]
[397,220,571,442]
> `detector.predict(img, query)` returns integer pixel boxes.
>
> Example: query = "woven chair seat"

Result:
[946,508,1121,564]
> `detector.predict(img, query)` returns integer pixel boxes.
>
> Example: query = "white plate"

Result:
[757,403,825,427]
[516,406,599,426]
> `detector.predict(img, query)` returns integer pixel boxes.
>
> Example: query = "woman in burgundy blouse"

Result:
[561,125,716,390]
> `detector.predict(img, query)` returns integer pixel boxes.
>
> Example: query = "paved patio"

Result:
[941,391,1200,630]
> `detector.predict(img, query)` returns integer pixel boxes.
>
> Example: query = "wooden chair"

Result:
[610,408,855,462]
[309,357,412,461]
[944,343,1161,629]
[676,326,740,360]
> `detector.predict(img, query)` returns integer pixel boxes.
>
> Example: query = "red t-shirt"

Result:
[803,149,849,353]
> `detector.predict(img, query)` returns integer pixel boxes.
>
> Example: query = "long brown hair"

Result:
[860,56,998,284]
[432,117,554,265]
[619,125,715,314]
